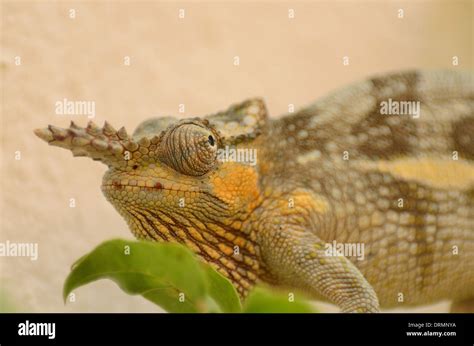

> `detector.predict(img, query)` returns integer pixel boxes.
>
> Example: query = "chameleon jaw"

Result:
[101,180,201,193]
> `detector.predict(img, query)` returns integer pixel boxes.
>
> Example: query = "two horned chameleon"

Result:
[35,70,474,312]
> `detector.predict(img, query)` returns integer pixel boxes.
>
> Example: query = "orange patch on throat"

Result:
[210,163,261,207]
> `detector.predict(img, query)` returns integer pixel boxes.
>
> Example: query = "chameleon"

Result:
[34,70,474,313]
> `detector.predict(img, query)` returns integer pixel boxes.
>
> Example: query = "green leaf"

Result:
[63,239,317,314]
[202,265,241,313]
[64,239,211,312]
[243,287,315,313]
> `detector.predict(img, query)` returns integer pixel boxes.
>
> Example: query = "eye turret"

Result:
[160,122,219,176]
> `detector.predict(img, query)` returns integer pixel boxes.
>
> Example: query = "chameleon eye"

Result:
[160,123,218,176]
[208,135,215,146]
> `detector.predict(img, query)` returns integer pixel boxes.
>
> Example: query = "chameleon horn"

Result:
[34,121,160,169]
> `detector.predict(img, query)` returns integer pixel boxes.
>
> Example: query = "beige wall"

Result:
[1,0,471,312]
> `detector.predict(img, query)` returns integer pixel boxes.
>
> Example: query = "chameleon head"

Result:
[34,99,267,294]
[100,118,261,244]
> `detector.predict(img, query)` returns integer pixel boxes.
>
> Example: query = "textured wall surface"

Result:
[1,1,471,312]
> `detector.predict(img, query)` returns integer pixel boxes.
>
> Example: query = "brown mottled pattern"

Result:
[257,70,473,308]
[453,116,474,160]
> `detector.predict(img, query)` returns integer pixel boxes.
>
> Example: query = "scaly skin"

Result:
[35,70,474,312]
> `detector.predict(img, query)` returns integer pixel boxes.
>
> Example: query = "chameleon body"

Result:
[35,70,474,312]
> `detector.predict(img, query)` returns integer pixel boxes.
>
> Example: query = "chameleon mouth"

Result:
[101,178,200,193]
[103,180,164,190]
